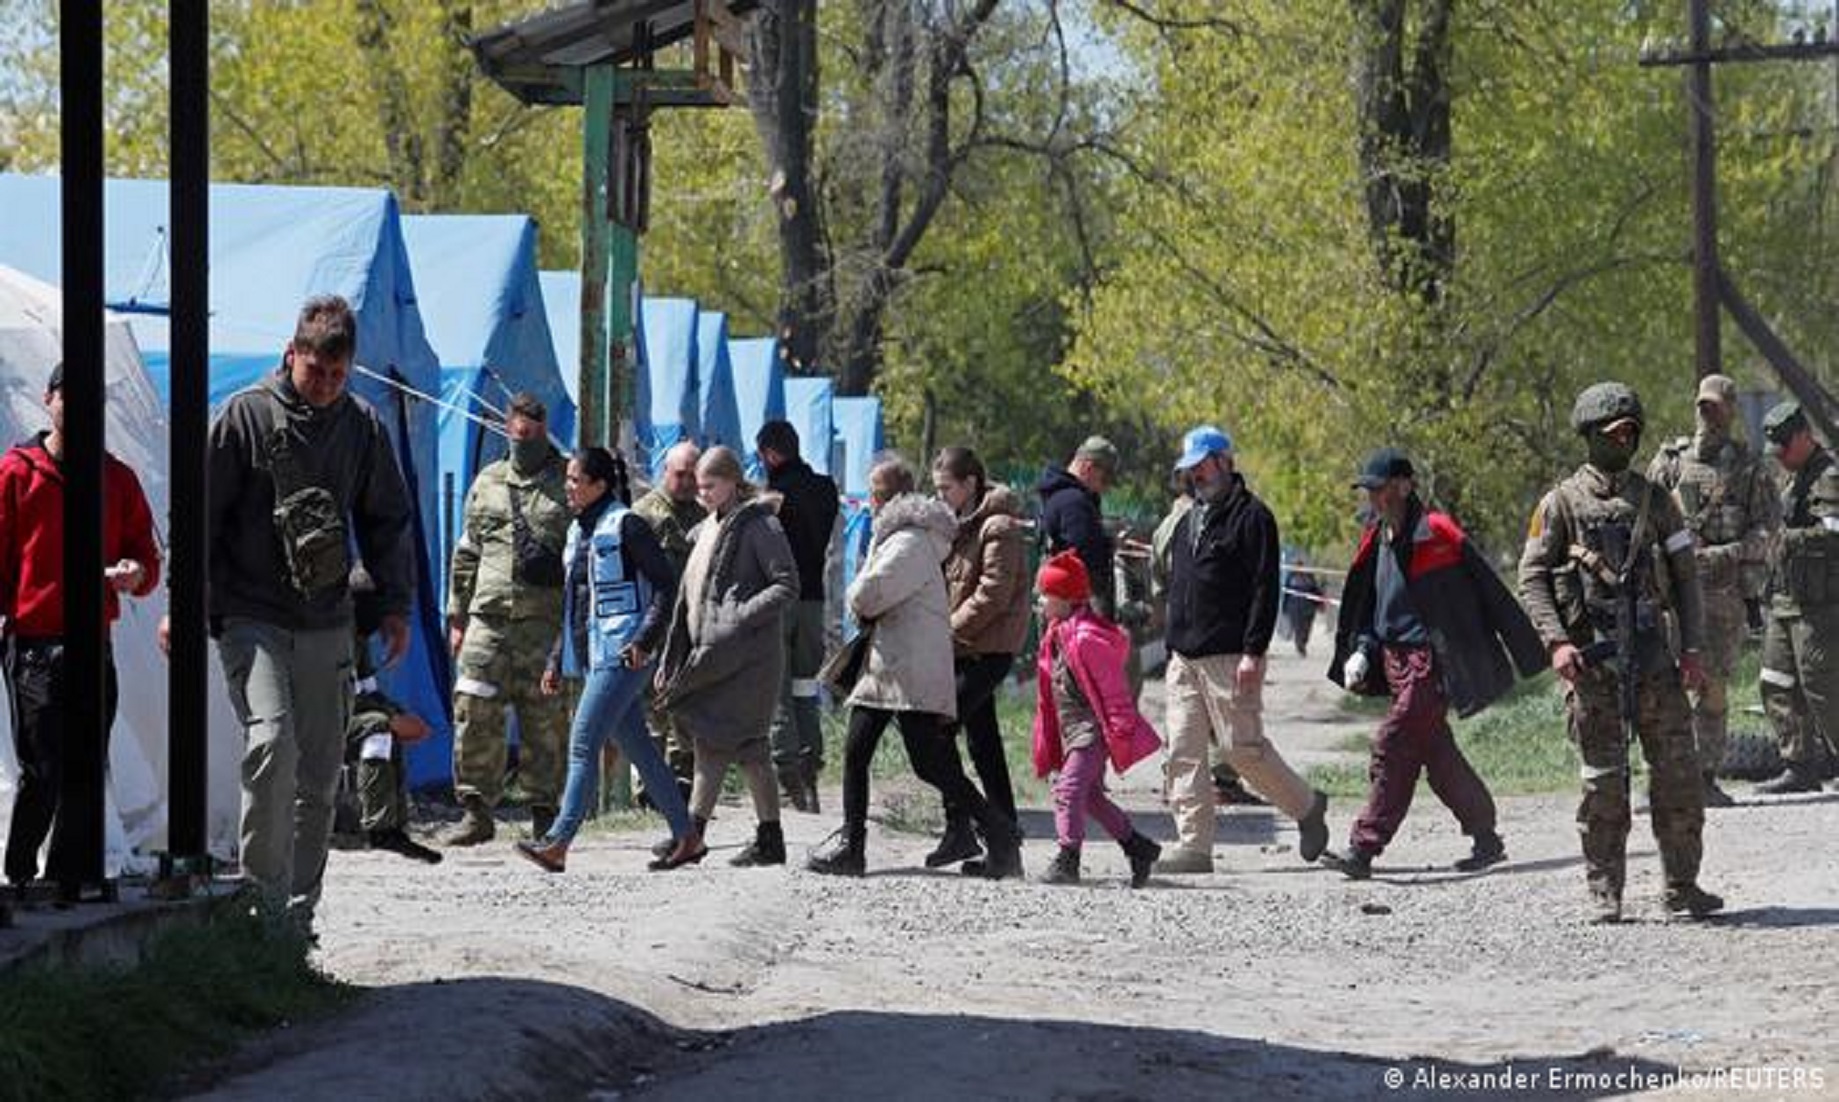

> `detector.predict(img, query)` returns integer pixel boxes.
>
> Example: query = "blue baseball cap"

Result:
[1174,425,1232,471]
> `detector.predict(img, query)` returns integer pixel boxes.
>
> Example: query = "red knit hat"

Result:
[1037,550,1092,602]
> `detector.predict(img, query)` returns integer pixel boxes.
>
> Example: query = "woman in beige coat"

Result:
[806,453,1023,879]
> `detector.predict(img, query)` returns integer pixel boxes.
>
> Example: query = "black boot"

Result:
[1755,762,1822,795]
[369,828,444,865]
[731,821,787,867]
[1040,845,1081,885]
[1452,831,1506,873]
[1701,773,1735,808]
[806,826,866,877]
[530,806,557,840]
[800,758,823,815]
[1321,847,1373,880]
[925,810,984,868]
[1120,832,1162,889]
[969,821,1024,881]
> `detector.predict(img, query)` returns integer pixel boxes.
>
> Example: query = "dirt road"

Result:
[188,643,1839,1101]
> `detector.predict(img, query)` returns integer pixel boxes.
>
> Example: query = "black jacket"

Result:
[767,457,838,601]
[1036,466,1115,609]
[1328,496,1546,718]
[1164,476,1280,659]
[207,370,416,631]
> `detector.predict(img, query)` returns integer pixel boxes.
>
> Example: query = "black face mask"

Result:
[510,437,548,476]
[1587,430,1640,474]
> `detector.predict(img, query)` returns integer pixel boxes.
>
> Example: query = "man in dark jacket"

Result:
[1321,449,1546,879]
[1158,425,1330,875]
[758,419,838,811]
[209,295,417,931]
[1037,435,1119,616]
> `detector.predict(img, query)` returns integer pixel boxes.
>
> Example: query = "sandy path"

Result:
[186,640,1839,1101]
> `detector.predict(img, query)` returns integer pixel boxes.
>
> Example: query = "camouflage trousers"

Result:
[451,615,570,809]
[1761,604,1839,770]
[1687,583,1749,775]
[1566,664,1705,900]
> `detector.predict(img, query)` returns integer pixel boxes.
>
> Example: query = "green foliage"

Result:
[0,907,353,1102]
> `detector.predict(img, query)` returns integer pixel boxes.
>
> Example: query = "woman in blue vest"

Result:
[515,446,687,873]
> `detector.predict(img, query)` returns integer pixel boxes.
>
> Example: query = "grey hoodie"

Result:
[207,368,416,631]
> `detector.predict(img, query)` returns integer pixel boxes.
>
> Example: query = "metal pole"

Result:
[1688,0,1722,379]
[60,0,108,889]
[167,0,210,868]
[579,64,615,448]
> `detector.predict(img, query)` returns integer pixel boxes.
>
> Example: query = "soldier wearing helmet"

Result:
[1518,382,1723,924]
[1647,374,1778,807]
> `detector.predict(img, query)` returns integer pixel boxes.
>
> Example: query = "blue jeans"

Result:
[550,663,690,843]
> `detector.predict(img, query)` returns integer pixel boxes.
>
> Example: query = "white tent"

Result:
[0,264,240,871]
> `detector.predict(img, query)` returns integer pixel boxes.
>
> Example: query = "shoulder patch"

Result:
[1527,499,1548,541]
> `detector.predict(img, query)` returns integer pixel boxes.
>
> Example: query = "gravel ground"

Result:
[186,643,1839,1101]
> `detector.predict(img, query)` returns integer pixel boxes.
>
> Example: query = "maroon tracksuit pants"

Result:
[1349,645,1496,856]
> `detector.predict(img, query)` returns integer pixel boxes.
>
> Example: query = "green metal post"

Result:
[582,63,634,810]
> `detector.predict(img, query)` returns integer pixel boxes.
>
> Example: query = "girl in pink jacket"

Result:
[1032,551,1165,887]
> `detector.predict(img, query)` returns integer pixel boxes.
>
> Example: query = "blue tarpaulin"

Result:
[539,270,581,409]
[782,376,835,476]
[728,337,784,480]
[695,312,742,454]
[0,173,456,788]
[404,214,574,617]
[831,396,884,632]
[635,297,700,478]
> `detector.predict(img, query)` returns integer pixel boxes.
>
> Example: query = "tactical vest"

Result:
[1659,436,1753,547]
[1551,470,1671,673]
[1773,448,1839,612]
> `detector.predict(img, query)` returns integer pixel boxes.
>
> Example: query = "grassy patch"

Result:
[0,908,354,1102]
[1308,675,1584,798]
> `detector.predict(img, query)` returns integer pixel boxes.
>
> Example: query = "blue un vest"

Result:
[561,505,653,676]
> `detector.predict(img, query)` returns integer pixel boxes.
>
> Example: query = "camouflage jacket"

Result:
[1770,445,1839,615]
[1647,431,1777,593]
[631,486,706,578]
[446,449,570,623]
[1518,463,1705,661]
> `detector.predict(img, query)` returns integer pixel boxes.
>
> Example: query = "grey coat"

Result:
[848,493,959,718]
[655,497,799,749]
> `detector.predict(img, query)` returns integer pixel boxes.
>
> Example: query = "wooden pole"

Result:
[1688,0,1722,380]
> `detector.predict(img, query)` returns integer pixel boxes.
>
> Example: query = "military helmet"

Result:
[1570,382,1644,435]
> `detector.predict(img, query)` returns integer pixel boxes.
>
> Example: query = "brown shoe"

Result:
[514,839,568,873]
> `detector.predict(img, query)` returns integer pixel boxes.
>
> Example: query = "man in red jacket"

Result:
[1,362,161,905]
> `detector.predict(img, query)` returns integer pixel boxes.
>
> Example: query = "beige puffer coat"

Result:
[847,492,958,718]
[944,483,1032,657]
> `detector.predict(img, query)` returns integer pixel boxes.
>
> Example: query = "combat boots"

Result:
[1588,888,1623,925]
[1453,832,1507,873]
[1298,790,1331,863]
[806,826,867,877]
[1321,847,1374,880]
[925,811,983,869]
[1665,882,1725,920]
[1120,832,1162,888]
[1701,773,1736,808]
[1755,762,1822,795]
[442,796,495,847]
[800,758,822,815]
[1040,846,1081,885]
[731,821,787,867]
[369,828,444,865]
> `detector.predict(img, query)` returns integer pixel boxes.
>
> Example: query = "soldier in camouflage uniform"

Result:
[631,441,705,791]
[346,567,441,863]
[443,394,573,845]
[1646,374,1778,807]
[1518,383,1723,923]
[1753,401,1839,794]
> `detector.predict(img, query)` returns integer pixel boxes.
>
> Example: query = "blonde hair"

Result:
[697,445,756,499]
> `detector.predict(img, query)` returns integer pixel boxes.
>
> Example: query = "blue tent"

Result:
[728,337,784,480]
[403,214,574,614]
[539,270,581,408]
[831,396,884,632]
[695,312,742,453]
[831,396,885,499]
[782,376,836,476]
[0,173,456,788]
[635,297,700,478]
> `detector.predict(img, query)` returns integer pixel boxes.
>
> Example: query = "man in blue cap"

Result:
[1157,425,1330,874]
